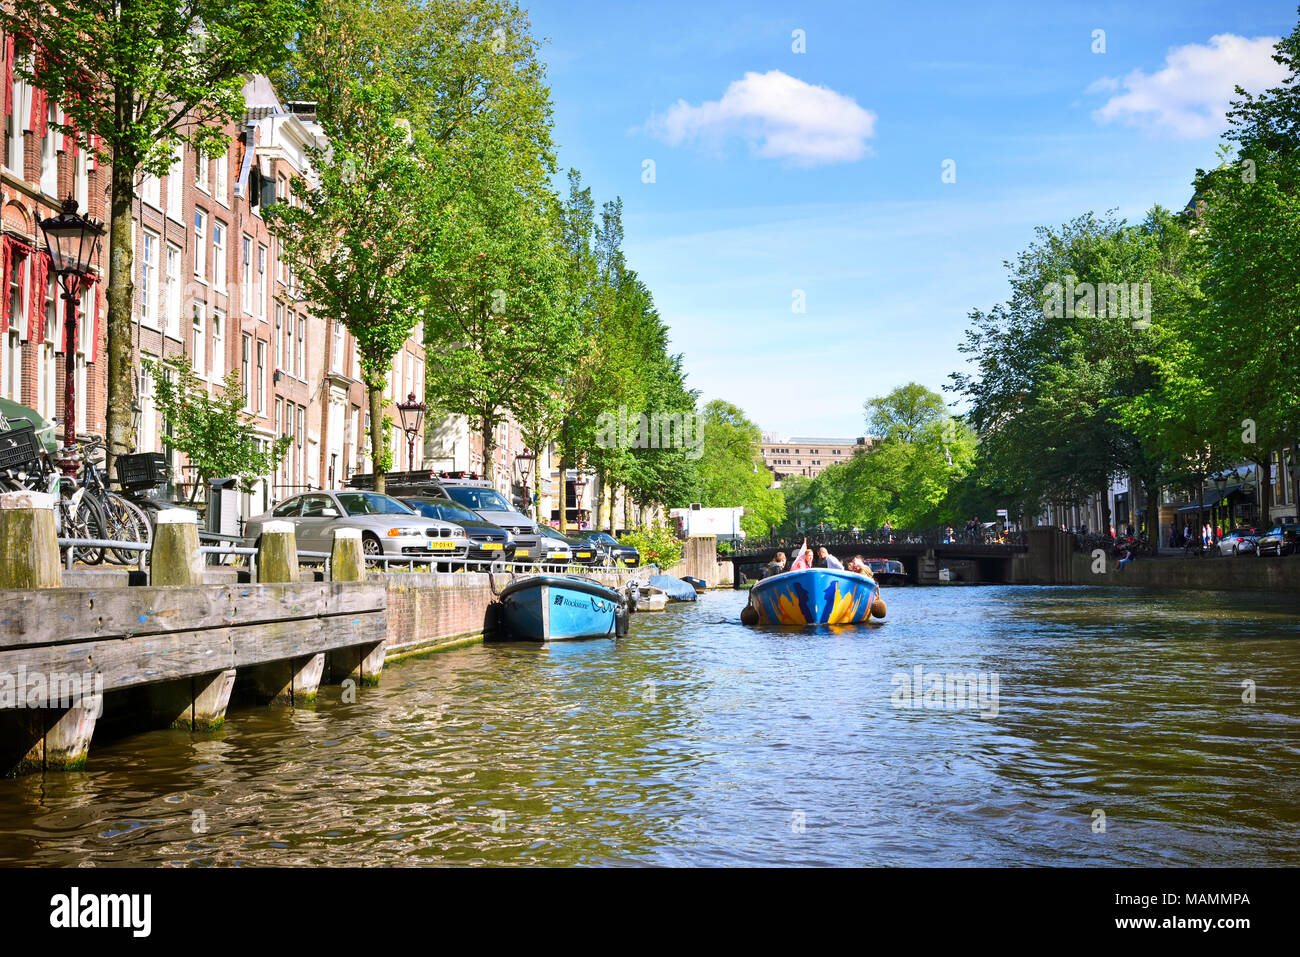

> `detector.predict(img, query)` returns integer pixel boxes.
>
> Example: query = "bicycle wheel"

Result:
[61,493,107,566]
[100,492,151,565]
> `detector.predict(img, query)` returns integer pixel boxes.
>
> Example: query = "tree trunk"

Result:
[105,160,138,477]
[368,385,385,495]
[481,415,496,489]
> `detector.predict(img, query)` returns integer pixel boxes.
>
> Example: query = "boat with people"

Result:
[865,558,907,586]
[489,574,630,641]
[744,567,887,626]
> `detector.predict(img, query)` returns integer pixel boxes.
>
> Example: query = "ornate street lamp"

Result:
[38,198,104,470]
[573,473,587,529]
[514,448,536,516]
[395,392,425,472]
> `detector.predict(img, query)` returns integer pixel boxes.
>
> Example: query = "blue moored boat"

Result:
[747,567,884,626]
[492,575,629,641]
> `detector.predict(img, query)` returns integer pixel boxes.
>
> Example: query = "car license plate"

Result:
[576,551,591,558]
[548,551,567,559]
[515,549,530,557]
[624,558,636,564]
[481,543,503,551]
[428,540,456,550]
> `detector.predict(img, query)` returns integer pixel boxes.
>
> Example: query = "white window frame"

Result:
[139,229,159,328]
[211,310,225,380]
[193,209,207,281]
[213,220,227,293]
[241,235,252,314]
[196,148,209,193]
[166,142,184,221]
[190,302,205,377]
[164,244,182,339]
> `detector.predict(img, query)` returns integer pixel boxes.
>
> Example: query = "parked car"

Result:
[1215,527,1260,556]
[400,495,515,565]
[245,490,467,562]
[528,527,572,566]
[1256,524,1300,557]
[583,531,641,567]
[435,479,544,556]
[556,532,602,566]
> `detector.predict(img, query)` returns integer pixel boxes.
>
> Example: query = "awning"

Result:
[1175,484,1248,513]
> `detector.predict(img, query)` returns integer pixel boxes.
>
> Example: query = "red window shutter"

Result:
[31,87,46,138]
[0,240,10,335]
[3,39,12,116]
[92,277,102,363]
[29,252,46,343]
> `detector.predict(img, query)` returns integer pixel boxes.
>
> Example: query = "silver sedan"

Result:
[245,490,468,561]
[1216,527,1260,556]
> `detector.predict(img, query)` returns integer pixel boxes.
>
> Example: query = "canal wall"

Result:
[380,566,655,659]
[1071,551,1300,591]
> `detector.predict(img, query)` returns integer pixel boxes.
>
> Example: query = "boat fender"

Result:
[615,601,630,638]
[740,604,759,626]
[871,597,887,619]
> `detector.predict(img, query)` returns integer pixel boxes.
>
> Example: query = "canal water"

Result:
[2,585,1299,867]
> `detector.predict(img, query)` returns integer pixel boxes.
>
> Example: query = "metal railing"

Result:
[732,526,1027,556]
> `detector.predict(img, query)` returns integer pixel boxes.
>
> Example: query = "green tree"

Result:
[0,0,310,472]
[693,399,784,537]
[145,355,290,499]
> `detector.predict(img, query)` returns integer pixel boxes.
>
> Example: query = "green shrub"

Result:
[618,522,684,569]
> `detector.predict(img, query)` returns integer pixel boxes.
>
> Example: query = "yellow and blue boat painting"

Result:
[748,568,881,626]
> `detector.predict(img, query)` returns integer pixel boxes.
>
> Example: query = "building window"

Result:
[332,321,344,373]
[256,339,266,413]
[282,307,293,377]
[241,334,252,411]
[190,303,205,376]
[138,362,157,453]
[256,243,267,318]
[141,170,160,209]
[196,148,209,192]
[4,55,23,173]
[212,221,227,292]
[167,141,184,220]
[211,311,225,380]
[140,231,158,327]
[40,102,57,195]
[193,209,207,280]
[241,236,252,314]
[164,244,182,339]
[296,316,305,379]
[74,149,89,213]
[274,304,284,370]
[215,146,228,203]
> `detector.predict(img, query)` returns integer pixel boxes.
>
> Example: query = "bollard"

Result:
[330,527,364,581]
[257,520,299,583]
[0,491,62,588]
[150,509,202,586]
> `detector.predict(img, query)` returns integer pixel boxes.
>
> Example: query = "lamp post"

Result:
[573,473,587,530]
[395,392,425,473]
[37,198,104,472]
[514,448,536,518]
[1213,472,1228,531]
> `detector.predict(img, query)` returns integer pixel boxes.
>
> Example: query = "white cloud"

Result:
[642,70,876,165]
[1090,33,1287,139]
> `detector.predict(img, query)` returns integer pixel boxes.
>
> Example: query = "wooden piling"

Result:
[0,491,62,589]
[331,528,364,581]
[257,520,299,584]
[150,509,203,586]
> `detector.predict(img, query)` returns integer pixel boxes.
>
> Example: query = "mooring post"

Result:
[0,490,62,588]
[150,509,203,586]
[149,670,237,731]
[249,521,323,704]
[330,527,364,582]
[256,520,299,584]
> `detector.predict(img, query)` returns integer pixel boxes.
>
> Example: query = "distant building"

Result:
[761,435,869,481]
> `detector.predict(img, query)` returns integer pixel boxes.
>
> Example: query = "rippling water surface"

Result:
[2,585,1299,866]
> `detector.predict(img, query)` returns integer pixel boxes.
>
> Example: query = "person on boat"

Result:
[761,551,787,578]
[817,546,844,570]
[789,541,814,571]
[847,555,875,580]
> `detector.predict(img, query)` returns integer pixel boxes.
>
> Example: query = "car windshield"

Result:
[591,533,618,545]
[335,492,414,516]
[406,499,481,523]
[445,487,513,512]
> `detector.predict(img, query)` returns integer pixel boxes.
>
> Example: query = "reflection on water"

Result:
[2,586,1299,866]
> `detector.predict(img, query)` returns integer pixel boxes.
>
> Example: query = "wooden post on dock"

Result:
[257,520,299,584]
[250,521,323,704]
[0,491,61,588]
[331,528,364,582]
[150,509,203,586]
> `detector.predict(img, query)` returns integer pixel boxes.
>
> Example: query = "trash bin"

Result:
[208,478,239,537]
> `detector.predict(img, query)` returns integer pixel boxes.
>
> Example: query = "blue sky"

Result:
[528,0,1298,438]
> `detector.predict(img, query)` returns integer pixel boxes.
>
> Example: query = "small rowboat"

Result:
[865,558,907,586]
[746,567,885,626]
[490,575,629,641]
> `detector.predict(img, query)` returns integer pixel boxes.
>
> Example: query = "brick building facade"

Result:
[0,55,426,524]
